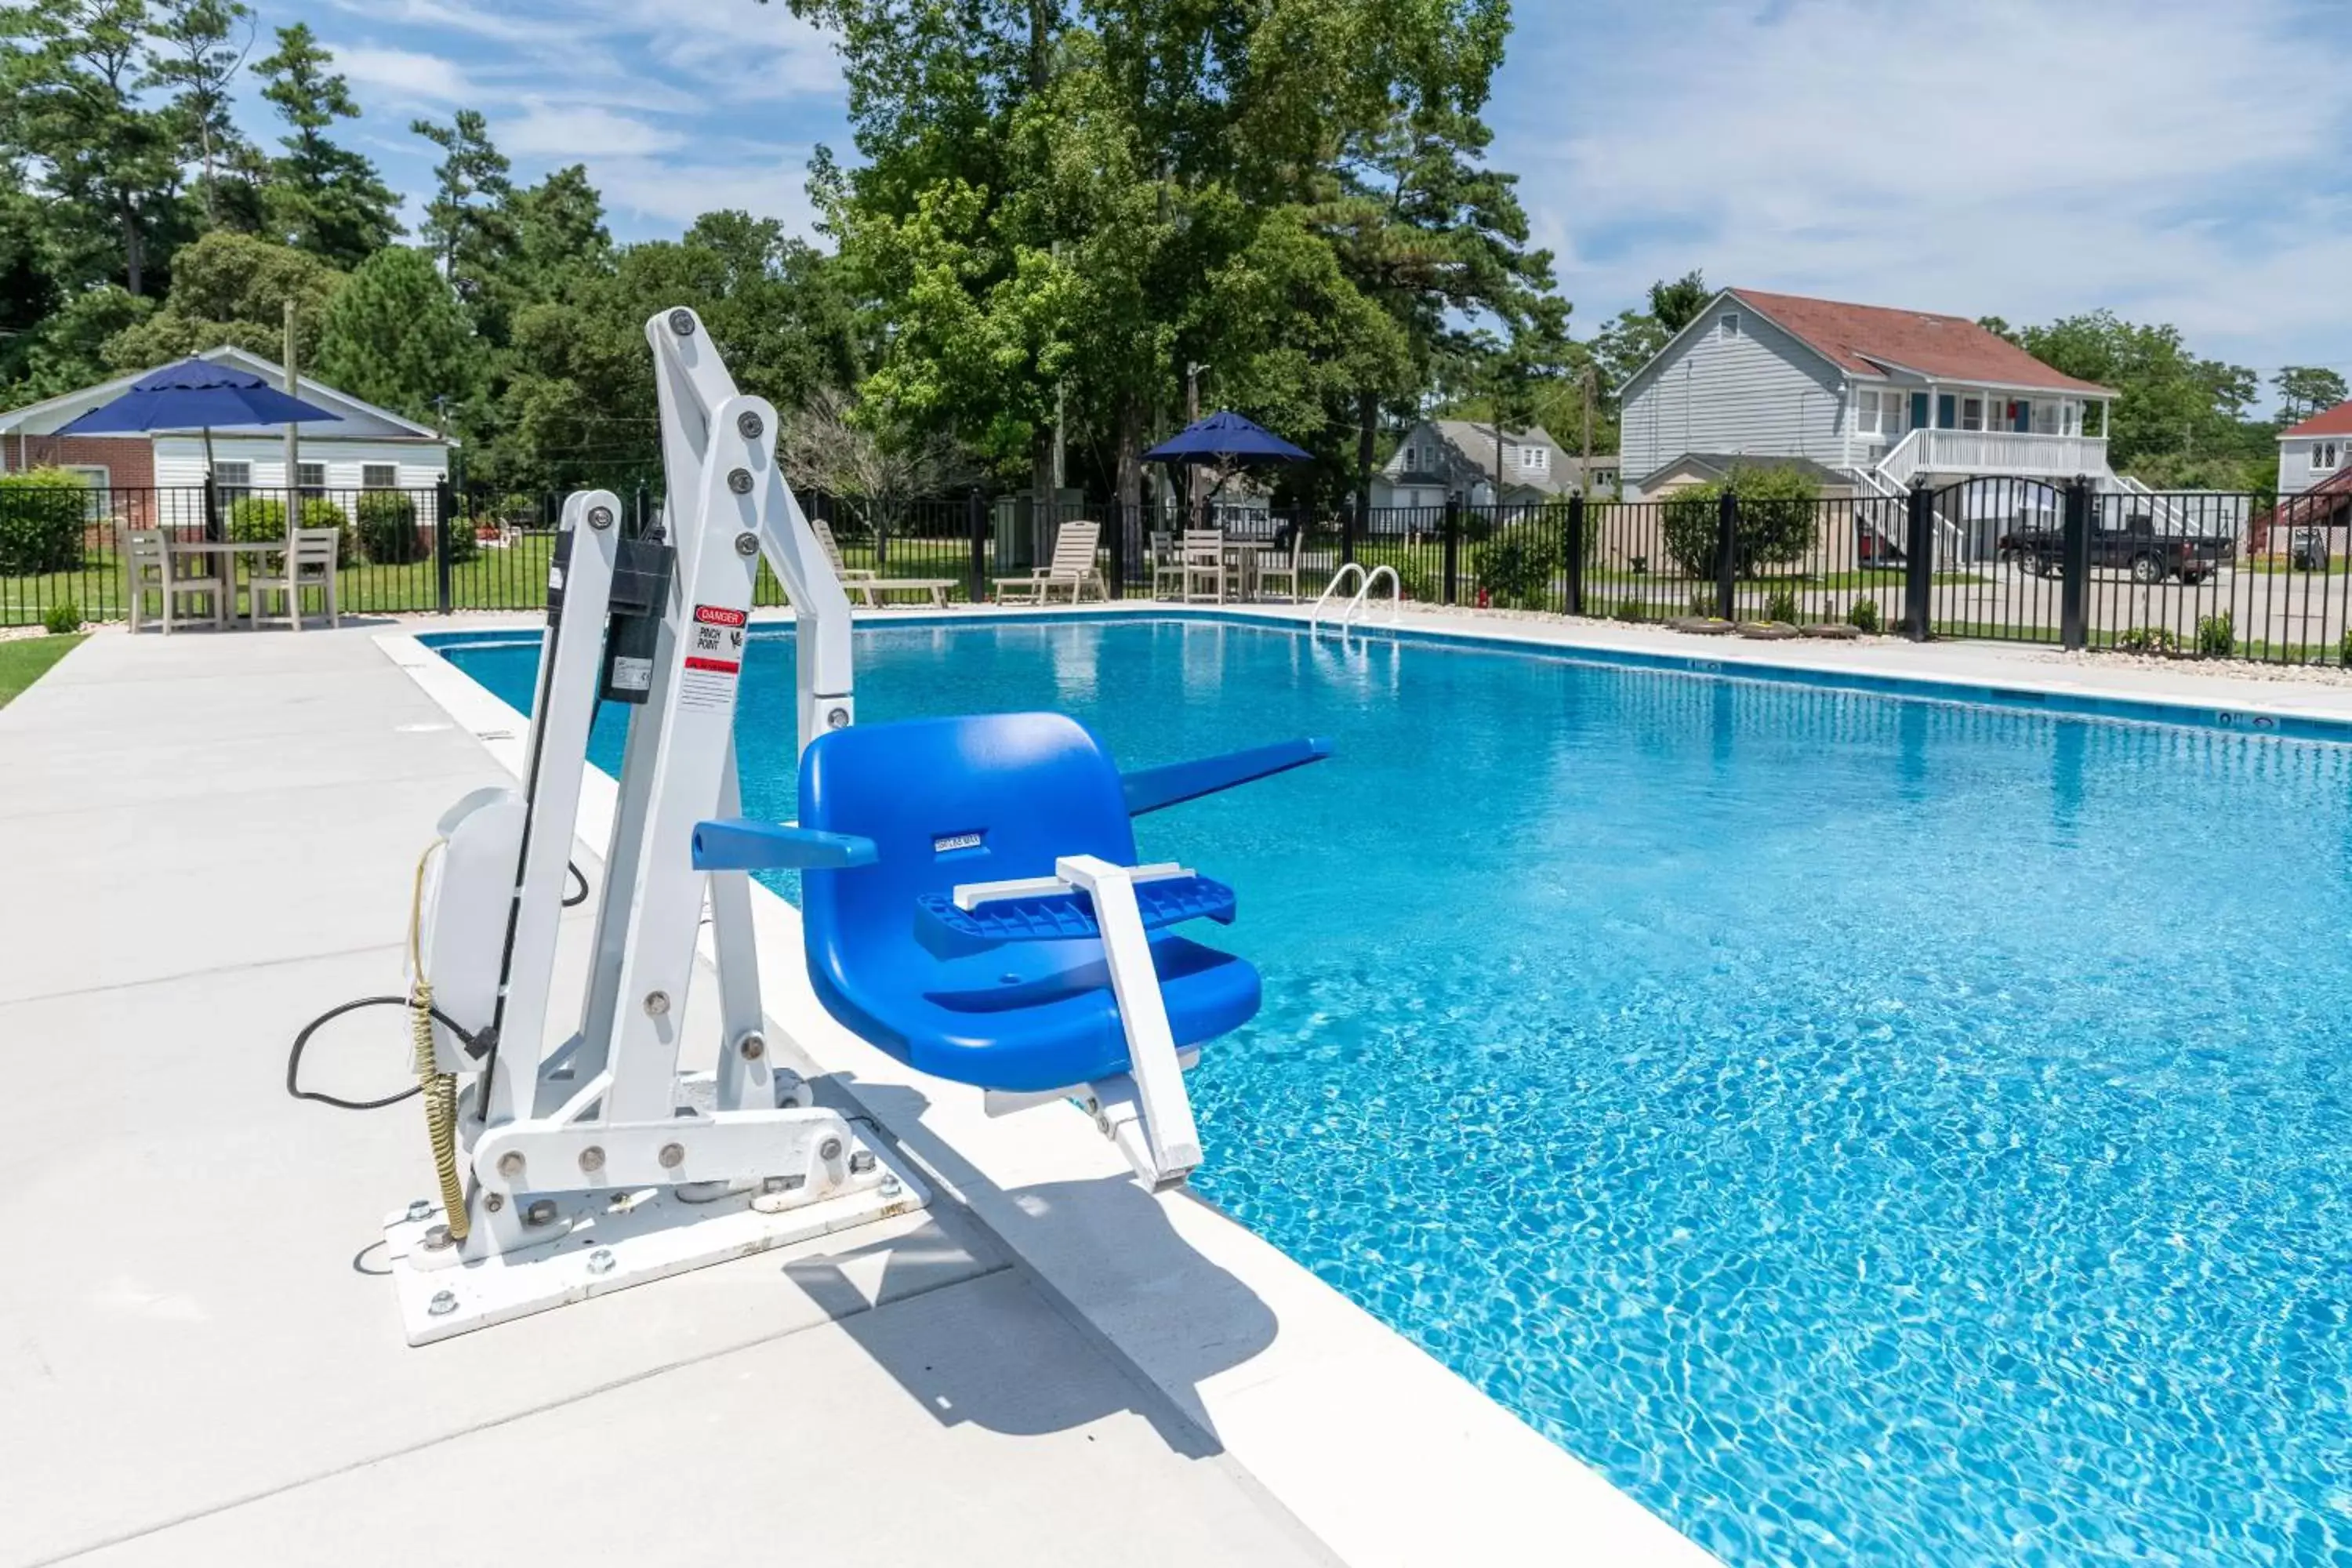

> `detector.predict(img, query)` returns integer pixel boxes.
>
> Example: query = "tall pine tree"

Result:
[254,22,398,268]
[316,245,475,422]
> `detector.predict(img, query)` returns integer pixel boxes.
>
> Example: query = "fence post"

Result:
[966,486,987,604]
[1715,488,1738,620]
[434,477,456,614]
[1565,495,1585,616]
[1342,493,1358,568]
[1901,481,1934,640]
[2060,474,2092,651]
[1107,501,1126,600]
[1443,495,1461,604]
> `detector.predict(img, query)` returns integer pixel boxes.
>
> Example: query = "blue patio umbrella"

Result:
[1143,409,1311,466]
[56,357,344,539]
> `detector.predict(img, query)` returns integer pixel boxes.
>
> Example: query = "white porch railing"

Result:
[1875,428,2110,488]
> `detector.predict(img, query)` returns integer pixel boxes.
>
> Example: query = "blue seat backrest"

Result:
[797,713,1140,956]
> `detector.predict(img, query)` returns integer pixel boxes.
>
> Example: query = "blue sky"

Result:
[256,0,2352,405]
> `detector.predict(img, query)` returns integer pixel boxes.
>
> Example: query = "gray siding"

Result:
[1620,307,1848,495]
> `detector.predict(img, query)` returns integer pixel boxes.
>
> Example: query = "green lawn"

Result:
[0,633,86,706]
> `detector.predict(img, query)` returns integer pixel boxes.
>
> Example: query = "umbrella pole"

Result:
[202,425,220,542]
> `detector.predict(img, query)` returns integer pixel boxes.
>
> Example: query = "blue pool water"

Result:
[437,617,2352,1568]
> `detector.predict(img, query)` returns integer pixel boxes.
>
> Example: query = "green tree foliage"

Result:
[1645,269,1711,333]
[99,228,342,367]
[253,22,398,267]
[141,0,255,230]
[1998,310,2266,475]
[9,285,153,398]
[1,0,186,296]
[2274,366,2348,425]
[1660,463,1820,579]
[410,108,514,334]
[316,245,474,421]
[492,213,860,492]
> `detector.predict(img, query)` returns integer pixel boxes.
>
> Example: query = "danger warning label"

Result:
[678,603,746,713]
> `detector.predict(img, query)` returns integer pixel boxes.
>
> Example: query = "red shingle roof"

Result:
[2282,399,2352,438]
[1728,289,2115,397]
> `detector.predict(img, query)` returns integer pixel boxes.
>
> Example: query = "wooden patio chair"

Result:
[995,520,1104,604]
[813,513,956,608]
[1255,528,1304,601]
[1149,530,1185,599]
[1179,528,1229,603]
[123,528,223,634]
[246,527,342,631]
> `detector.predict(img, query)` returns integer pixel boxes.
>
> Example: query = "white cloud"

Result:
[498,102,687,158]
[1499,0,2352,371]
[332,44,474,103]
[593,153,821,237]
[587,0,844,102]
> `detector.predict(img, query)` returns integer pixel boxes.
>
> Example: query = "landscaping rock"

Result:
[1800,622,1863,640]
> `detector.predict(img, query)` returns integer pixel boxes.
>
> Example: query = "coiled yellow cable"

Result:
[408,840,470,1243]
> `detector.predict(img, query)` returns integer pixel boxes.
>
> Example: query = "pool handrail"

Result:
[1309,561,1400,635]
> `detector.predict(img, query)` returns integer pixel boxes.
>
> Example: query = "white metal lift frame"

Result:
[383,309,921,1344]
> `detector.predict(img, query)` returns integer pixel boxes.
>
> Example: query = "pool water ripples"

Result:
[441,618,2352,1568]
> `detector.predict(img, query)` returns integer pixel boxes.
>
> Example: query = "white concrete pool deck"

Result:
[15,602,2340,1568]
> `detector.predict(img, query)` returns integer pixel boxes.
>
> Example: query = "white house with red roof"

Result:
[2278,398,2352,499]
[1617,289,2120,503]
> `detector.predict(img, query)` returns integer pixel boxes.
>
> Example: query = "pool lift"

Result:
[382,307,1328,1343]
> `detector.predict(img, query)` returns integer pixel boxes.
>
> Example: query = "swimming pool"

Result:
[435,615,2352,1568]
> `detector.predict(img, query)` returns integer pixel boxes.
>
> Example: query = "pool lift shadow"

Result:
[785,1074,1279,1459]
[375,303,1331,1348]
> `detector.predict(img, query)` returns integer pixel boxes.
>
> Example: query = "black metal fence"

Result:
[8,477,2347,666]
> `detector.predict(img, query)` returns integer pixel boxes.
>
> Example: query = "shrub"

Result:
[228,495,352,564]
[1613,596,1647,622]
[2196,612,2234,657]
[355,490,424,564]
[1390,560,1437,602]
[1689,586,1716,617]
[0,468,91,575]
[2114,626,2180,655]
[1846,597,1882,634]
[1763,587,1801,625]
[42,598,82,634]
[1659,466,1822,579]
[2339,626,2352,666]
[1473,532,1559,608]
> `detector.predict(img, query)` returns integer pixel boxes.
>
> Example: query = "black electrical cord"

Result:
[564,861,590,907]
[285,995,484,1112]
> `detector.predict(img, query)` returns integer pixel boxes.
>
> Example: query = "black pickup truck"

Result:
[1998,514,2234,585]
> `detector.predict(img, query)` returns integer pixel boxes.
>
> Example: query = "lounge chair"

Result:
[996,520,1105,603]
[814,514,956,608]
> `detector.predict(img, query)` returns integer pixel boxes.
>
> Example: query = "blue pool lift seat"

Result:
[691,713,1329,1097]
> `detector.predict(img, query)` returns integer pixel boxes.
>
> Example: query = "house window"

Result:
[1961,396,1986,432]
[1720,313,1741,339]
[1856,388,1896,437]
[361,463,397,489]
[296,461,326,492]
[212,460,251,500]
[58,463,108,488]
[1400,445,1417,472]
[2317,441,2343,474]
[1522,447,1548,474]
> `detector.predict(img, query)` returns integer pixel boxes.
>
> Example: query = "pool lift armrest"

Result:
[963,854,1206,1190]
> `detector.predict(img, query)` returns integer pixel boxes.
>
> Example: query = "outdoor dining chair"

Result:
[123,528,224,633]
[1179,528,1229,603]
[1149,530,1183,598]
[246,526,342,631]
[1255,527,1304,601]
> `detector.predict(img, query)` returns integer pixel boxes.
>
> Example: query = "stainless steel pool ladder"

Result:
[1308,562,1400,635]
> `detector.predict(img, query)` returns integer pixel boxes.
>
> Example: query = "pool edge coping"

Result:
[412,598,2352,746]
[373,626,1722,1568]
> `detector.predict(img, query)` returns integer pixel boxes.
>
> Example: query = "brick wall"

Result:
[4,433,154,488]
